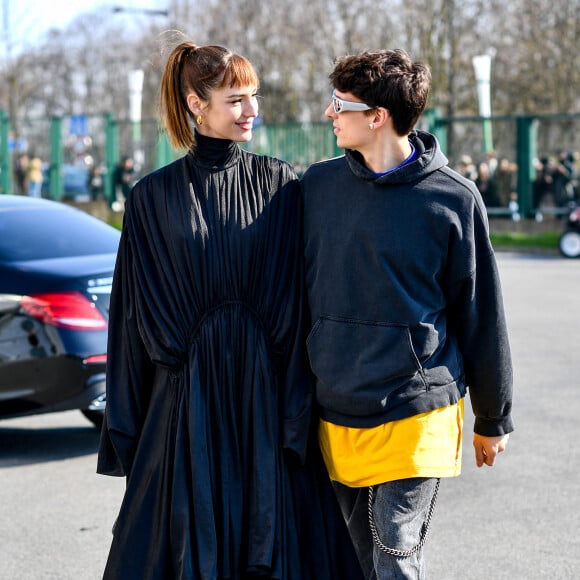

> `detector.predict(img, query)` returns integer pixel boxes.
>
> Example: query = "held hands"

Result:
[473,433,509,468]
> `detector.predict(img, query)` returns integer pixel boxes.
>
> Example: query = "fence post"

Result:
[0,110,11,194]
[49,116,63,200]
[155,130,173,169]
[425,108,448,156]
[104,113,119,205]
[515,115,537,218]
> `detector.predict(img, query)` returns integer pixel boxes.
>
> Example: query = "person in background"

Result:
[456,154,477,181]
[97,39,362,580]
[110,155,135,209]
[533,156,555,209]
[495,157,517,208]
[87,164,104,201]
[475,161,500,207]
[26,153,43,198]
[485,149,498,177]
[552,149,576,207]
[301,49,514,579]
[14,153,29,195]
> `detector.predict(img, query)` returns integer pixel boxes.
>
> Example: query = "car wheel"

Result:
[81,409,104,430]
[558,230,580,258]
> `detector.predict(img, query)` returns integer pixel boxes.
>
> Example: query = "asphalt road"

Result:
[1,252,579,580]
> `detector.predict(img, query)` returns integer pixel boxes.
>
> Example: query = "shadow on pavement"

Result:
[0,424,100,467]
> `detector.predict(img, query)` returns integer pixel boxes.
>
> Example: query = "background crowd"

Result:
[456,148,579,214]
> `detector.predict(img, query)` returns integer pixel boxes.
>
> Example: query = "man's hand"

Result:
[473,433,509,467]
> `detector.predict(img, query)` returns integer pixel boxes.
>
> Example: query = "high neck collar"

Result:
[190,131,240,169]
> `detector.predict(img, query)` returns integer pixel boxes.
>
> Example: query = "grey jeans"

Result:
[333,478,440,580]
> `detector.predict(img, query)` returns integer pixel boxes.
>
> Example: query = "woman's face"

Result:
[196,85,259,142]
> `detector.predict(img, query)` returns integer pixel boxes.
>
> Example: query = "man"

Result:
[301,49,514,579]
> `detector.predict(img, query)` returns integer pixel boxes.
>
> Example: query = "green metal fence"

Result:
[243,122,340,175]
[429,111,580,218]
[1,109,577,219]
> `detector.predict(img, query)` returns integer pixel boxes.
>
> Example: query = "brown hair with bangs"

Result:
[160,42,259,150]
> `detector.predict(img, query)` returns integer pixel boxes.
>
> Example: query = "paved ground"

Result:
[0,252,579,579]
[425,252,580,579]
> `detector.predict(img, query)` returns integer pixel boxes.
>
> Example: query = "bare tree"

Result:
[1,0,577,169]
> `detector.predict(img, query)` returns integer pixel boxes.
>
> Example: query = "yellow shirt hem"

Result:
[319,399,464,487]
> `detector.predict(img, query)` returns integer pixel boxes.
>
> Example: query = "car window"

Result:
[0,206,120,262]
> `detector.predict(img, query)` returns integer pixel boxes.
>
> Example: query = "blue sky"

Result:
[2,0,167,54]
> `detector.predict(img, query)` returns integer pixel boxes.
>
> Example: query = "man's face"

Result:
[325,90,374,151]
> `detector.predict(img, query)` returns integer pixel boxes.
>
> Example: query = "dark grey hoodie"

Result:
[301,130,514,437]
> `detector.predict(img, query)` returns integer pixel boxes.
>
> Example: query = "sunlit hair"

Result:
[160,41,259,150]
[330,49,431,136]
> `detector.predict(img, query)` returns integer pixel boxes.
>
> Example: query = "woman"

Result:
[97,41,362,580]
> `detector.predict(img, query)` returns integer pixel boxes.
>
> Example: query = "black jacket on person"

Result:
[302,130,514,438]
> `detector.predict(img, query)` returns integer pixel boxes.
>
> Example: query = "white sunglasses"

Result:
[331,89,373,114]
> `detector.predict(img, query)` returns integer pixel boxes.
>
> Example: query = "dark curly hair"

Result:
[330,49,431,136]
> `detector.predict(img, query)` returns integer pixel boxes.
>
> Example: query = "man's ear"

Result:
[186,93,203,115]
[371,108,390,129]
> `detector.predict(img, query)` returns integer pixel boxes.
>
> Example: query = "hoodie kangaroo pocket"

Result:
[306,316,425,417]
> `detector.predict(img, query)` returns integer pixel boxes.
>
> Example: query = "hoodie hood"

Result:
[345,130,448,185]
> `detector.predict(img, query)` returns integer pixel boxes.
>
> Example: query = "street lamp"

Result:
[129,69,144,167]
[472,53,494,154]
[113,5,169,170]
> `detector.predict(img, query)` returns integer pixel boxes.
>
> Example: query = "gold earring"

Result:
[196,115,203,125]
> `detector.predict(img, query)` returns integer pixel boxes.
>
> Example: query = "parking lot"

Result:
[1,252,579,579]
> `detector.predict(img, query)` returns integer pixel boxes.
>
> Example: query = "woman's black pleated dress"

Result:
[97,133,363,580]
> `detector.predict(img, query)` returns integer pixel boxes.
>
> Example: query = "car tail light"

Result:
[84,354,108,364]
[21,291,108,331]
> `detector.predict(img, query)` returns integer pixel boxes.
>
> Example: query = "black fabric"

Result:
[97,134,362,579]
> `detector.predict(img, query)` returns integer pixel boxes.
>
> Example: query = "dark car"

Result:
[41,164,95,201]
[0,195,120,428]
[558,206,580,259]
